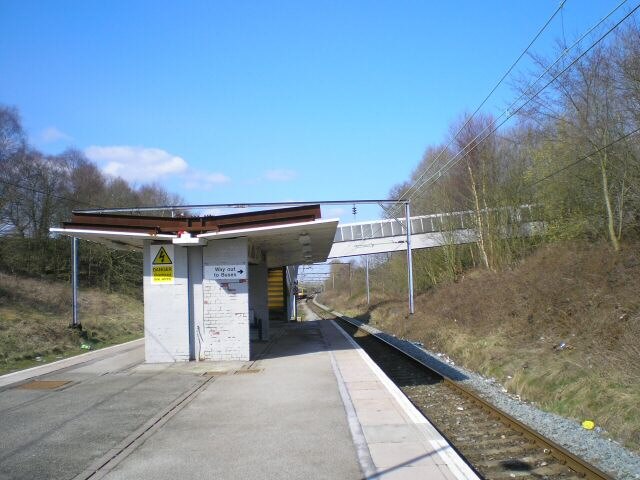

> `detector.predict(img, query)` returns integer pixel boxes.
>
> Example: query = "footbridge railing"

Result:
[328,205,543,258]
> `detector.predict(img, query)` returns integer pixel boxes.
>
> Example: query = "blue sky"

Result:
[0,0,627,221]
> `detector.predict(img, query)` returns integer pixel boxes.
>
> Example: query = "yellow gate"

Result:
[267,267,286,321]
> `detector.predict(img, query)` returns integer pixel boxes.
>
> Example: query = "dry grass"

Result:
[0,273,143,375]
[320,241,640,451]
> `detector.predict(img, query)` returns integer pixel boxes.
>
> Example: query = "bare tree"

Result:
[0,106,25,163]
[520,37,638,251]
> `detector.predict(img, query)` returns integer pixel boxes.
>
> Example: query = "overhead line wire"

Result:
[407,1,639,203]
[340,1,636,260]
[0,177,101,209]
[346,1,625,256]
[407,0,634,200]
[395,0,572,206]
[393,0,631,218]
[528,127,640,187]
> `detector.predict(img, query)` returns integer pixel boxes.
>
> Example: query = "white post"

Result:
[72,237,80,328]
[365,255,370,305]
[405,202,414,315]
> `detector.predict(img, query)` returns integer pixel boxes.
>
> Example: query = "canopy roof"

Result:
[51,205,338,268]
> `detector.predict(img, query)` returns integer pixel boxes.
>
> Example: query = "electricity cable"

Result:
[339,0,637,259]
[407,2,640,204]
[407,0,635,201]
[0,177,102,209]
[528,127,640,188]
[347,0,633,258]
[394,0,632,216]
[407,0,636,200]
[396,0,573,206]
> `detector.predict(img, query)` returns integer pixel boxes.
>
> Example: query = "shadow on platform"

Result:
[251,319,469,383]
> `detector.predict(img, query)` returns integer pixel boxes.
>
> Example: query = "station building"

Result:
[51,205,338,363]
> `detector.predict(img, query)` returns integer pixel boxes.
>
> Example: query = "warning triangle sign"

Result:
[152,246,173,265]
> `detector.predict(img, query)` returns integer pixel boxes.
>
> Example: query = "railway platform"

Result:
[0,312,478,480]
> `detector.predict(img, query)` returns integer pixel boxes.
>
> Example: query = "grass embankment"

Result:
[319,241,640,452]
[0,272,143,375]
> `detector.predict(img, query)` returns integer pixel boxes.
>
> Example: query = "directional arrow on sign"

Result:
[203,264,247,280]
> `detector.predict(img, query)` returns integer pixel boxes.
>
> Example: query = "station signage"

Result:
[150,245,174,284]
[204,264,247,281]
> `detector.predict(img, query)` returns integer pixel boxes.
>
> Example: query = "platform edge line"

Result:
[329,319,480,480]
[324,330,378,479]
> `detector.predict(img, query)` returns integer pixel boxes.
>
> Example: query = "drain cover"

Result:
[18,380,71,390]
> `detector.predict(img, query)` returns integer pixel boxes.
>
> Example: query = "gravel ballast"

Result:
[314,299,640,480]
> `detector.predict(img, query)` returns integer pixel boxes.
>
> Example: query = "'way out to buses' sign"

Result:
[204,264,247,281]
[150,245,174,284]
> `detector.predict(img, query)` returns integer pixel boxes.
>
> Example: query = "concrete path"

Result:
[0,342,208,480]
[0,313,478,480]
[99,320,363,479]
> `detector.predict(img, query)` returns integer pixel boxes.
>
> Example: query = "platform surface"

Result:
[307,306,478,480]
[0,313,477,480]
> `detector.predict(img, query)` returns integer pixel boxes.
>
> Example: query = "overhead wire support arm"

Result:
[74,199,410,215]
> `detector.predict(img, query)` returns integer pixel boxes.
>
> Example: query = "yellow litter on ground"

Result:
[582,420,595,430]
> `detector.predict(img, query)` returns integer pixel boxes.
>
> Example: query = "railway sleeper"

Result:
[476,443,544,457]
[424,408,503,423]
[475,457,575,478]
[451,435,533,450]
[477,454,558,469]
[451,424,518,438]
[477,468,574,480]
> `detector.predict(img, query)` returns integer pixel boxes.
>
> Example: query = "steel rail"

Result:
[310,300,613,480]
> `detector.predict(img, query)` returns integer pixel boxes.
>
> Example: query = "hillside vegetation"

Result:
[319,240,640,452]
[315,18,640,453]
[0,273,143,375]
[0,101,173,374]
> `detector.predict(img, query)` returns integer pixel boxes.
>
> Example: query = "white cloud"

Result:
[265,169,297,181]
[183,171,231,190]
[323,207,346,219]
[85,145,188,182]
[40,126,72,143]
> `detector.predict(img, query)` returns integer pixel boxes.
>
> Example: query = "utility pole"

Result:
[365,255,370,305]
[405,202,414,315]
[71,237,81,329]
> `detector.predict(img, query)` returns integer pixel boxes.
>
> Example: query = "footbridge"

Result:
[328,205,543,258]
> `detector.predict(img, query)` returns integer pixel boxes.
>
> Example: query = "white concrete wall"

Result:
[202,238,250,361]
[188,248,204,361]
[143,242,191,363]
[249,261,269,340]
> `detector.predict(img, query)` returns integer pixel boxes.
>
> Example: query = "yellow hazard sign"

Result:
[153,246,173,265]
[150,245,174,284]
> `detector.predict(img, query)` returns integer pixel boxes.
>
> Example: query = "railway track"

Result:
[308,300,613,480]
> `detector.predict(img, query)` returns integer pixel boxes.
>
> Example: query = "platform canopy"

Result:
[51,205,339,268]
